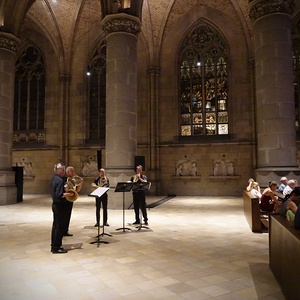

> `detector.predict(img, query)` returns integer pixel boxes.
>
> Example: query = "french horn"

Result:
[65,175,83,202]
[91,177,108,189]
[133,174,140,182]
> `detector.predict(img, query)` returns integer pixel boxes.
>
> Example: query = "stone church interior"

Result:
[1,0,300,205]
[1,1,300,299]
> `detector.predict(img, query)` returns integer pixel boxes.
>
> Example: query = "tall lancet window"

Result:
[87,42,106,143]
[292,17,300,136]
[179,24,229,136]
[14,44,45,143]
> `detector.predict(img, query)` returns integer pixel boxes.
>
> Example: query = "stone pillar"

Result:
[58,74,71,165]
[250,0,300,184]
[101,13,141,208]
[147,66,161,195]
[0,32,20,205]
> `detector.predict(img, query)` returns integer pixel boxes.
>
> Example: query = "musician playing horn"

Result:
[63,166,83,236]
[130,165,148,225]
[92,168,110,227]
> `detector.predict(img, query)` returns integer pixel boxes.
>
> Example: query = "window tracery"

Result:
[13,44,45,143]
[87,42,106,143]
[179,24,229,136]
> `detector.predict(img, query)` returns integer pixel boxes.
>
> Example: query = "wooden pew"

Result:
[243,190,267,233]
[269,215,300,299]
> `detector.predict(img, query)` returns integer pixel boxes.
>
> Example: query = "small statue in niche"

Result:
[175,160,198,176]
[213,160,235,176]
[226,162,234,176]
[81,155,98,177]
[112,0,121,13]
[19,158,35,179]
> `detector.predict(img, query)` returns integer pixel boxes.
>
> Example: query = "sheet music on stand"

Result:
[89,187,110,197]
[88,187,110,247]
[132,181,151,192]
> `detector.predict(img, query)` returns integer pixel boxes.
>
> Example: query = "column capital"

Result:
[59,74,71,82]
[147,66,160,76]
[0,32,20,54]
[101,13,141,35]
[249,0,294,21]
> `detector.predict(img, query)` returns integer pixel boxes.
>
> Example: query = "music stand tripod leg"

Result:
[90,204,109,246]
[116,190,131,232]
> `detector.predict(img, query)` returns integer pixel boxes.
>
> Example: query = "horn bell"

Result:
[65,189,78,202]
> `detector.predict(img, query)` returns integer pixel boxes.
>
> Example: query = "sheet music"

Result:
[89,187,109,197]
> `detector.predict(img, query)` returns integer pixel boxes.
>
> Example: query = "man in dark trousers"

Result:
[50,163,71,253]
[131,165,148,225]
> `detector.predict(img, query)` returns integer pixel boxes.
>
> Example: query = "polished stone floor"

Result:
[0,195,284,300]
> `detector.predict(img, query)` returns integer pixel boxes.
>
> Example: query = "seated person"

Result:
[283,179,298,196]
[246,178,254,192]
[246,178,261,195]
[260,181,281,212]
[277,176,288,194]
[250,181,262,199]
[280,187,300,222]
[294,204,300,229]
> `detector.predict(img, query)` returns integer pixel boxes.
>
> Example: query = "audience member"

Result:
[250,181,262,199]
[280,188,300,222]
[283,179,298,196]
[277,177,288,194]
[260,181,281,212]
[246,178,254,192]
[294,205,300,229]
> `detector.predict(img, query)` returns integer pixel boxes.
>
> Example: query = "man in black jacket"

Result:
[50,163,71,254]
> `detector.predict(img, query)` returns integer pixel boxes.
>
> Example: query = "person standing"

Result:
[92,168,110,227]
[131,165,148,225]
[63,166,83,236]
[50,163,71,254]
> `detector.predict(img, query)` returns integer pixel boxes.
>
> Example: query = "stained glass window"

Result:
[179,24,229,136]
[87,42,106,142]
[14,45,45,141]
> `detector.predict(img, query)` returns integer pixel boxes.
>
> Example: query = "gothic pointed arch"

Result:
[13,41,46,144]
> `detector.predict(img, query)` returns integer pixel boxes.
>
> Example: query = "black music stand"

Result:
[115,182,133,232]
[88,187,110,247]
[132,182,151,230]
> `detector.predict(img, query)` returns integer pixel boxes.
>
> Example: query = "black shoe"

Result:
[94,223,99,227]
[144,222,149,226]
[105,223,110,226]
[51,248,68,254]
[132,221,140,225]
[63,232,73,236]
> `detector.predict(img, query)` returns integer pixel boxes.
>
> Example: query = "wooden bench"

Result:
[243,190,268,233]
[269,215,300,299]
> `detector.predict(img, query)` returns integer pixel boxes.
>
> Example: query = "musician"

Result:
[131,165,148,225]
[63,166,83,236]
[92,168,110,227]
[50,163,72,253]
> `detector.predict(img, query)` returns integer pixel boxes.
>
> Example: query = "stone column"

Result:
[101,13,141,208]
[147,66,160,194]
[58,74,71,165]
[250,0,300,184]
[0,32,20,205]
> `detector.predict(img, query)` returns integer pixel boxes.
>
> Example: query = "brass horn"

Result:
[65,175,82,202]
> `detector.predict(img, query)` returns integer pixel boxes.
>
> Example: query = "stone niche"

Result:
[174,159,199,176]
[212,158,235,176]
[81,155,99,177]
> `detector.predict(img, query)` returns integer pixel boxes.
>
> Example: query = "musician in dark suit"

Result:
[92,168,110,227]
[50,163,71,254]
[131,165,148,225]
